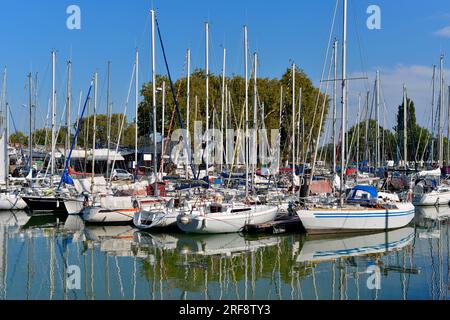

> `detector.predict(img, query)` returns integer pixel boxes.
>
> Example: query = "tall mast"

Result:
[447,85,450,165]
[65,61,72,166]
[186,48,191,178]
[376,70,380,169]
[356,93,361,183]
[106,61,112,179]
[151,9,158,195]
[340,0,347,204]
[431,65,436,165]
[221,47,226,173]
[252,52,258,192]
[278,86,283,173]
[292,63,296,194]
[244,25,249,198]
[91,72,98,191]
[161,81,165,174]
[28,73,33,171]
[439,54,444,167]
[135,49,139,175]
[332,39,338,174]
[51,49,56,184]
[403,84,408,169]
[205,22,209,176]
[2,68,8,188]
[186,49,191,138]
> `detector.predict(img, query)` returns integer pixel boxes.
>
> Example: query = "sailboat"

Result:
[413,56,450,206]
[0,68,27,210]
[296,0,415,235]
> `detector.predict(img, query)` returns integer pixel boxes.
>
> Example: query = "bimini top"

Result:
[347,185,378,204]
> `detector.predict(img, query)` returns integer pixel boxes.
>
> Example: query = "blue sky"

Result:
[1,0,450,134]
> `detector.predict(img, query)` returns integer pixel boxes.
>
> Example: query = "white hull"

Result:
[64,198,85,215]
[82,206,136,223]
[413,190,450,206]
[177,205,278,234]
[296,202,415,235]
[296,227,415,263]
[0,194,27,210]
[133,210,178,229]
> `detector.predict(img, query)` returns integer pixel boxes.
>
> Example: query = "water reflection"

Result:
[0,208,449,299]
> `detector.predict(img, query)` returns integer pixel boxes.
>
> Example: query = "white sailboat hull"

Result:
[64,198,84,215]
[412,190,450,206]
[133,209,178,229]
[296,202,415,235]
[82,206,137,223]
[176,205,278,234]
[0,194,27,210]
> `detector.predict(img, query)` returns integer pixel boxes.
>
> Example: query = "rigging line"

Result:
[155,15,197,179]
[109,63,136,181]
[302,0,339,178]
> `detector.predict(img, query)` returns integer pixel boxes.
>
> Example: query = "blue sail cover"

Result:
[347,185,378,204]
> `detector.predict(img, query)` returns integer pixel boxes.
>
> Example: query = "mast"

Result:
[376,70,380,169]
[1,68,7,189]
[292,63,296,194]
[205,22,210,176]
[151,9,158,195]
[340,0,347,205]
[161,81,165,174]
[186,48,191,138]
[65,62,72,166]
[356,93,361,183]
[253,52,258,192]
[244,25,249,198]
[332,39,338,174]
[51,50,57,185]
[221,47,226,173]
[431,65,436,165]
[448,85,450,165]
[439,54,444,167]
[278,86,283,173]
[135,49,139,175]
[186,48,191,178]
[28,73,33,171]
[106,61,112,180]
[403,84,408,169]
[91,72,98,192]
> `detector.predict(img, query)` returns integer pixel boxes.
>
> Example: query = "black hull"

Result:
[22,196,68,214]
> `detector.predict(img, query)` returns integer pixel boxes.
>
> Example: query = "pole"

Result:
[376,70,380,169]
[135,49,139,175]
[51,50,56,185]
[340,0,347,205]
[205,22,210,177]
[403,84,408,169]
[161,81,165,174]
[431,65,436,165]
[28,73,33,171]
[106,61,111,179]
[292,63,296,194]
[253,52,258,193]
[91,72,98,192]
[151,10,158,195]
[221,47,226,172]
[333,40,338,174]
[244,25,249,198]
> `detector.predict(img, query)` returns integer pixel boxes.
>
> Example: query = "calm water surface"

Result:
[0,207,449,300]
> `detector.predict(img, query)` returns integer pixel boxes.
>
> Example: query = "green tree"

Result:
[9,131,28,145]
[394,98,432,163]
